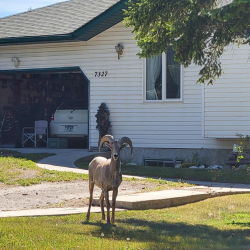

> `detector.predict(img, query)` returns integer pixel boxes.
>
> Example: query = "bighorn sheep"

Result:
[87,134,133,224]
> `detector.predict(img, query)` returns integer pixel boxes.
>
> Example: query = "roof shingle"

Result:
[0,0,125,43]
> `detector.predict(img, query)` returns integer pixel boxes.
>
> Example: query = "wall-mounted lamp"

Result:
[11,57,20,67]
[115,44,124,59]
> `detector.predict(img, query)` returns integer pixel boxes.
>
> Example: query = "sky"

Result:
[0,0,69,18]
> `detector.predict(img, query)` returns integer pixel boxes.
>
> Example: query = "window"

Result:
[145,46,181,101]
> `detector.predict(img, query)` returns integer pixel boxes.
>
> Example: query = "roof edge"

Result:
[73,0,128,40]
[0,0,128,45]
[0,34,73,46]
[0,66,81,74]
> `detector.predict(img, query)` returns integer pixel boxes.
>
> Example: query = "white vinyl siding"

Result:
[0,22,241,150]
[204,44,250,138]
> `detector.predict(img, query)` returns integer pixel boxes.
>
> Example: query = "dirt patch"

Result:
[0,179,162,211]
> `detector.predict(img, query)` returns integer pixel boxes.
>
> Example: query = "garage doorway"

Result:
[0,67,89,149]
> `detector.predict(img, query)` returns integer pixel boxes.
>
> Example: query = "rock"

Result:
[207,165,216,169]
[126,162,138,166]
[207,165,224,169]
[199,165,206,169]
[175,163,182,168]
[189,166,198,169]
[238,164,248,170]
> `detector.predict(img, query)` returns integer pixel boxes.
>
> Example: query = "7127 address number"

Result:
[95,71,108,77]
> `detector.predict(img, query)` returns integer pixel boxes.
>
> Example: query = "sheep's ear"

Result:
[105,142,112,150]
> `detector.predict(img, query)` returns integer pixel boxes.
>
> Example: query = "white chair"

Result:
[22,120,48,147]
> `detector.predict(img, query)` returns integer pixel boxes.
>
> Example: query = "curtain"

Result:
[146,55,162,100]
[167,47,180,98]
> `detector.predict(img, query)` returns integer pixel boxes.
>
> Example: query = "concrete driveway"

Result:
[12,148,103,173]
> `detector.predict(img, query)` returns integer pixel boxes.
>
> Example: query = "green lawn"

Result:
[121,165,250,184]
[0,150,192,189]
[75,159,250,184]
[0,151,250,249]
[0,150,89,186]
[1,194,250,249]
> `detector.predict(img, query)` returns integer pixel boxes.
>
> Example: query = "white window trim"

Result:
[143,52,183,102]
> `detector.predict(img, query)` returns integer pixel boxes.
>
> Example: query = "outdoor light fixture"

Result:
[115,43,123,59]
[11,57,20,67]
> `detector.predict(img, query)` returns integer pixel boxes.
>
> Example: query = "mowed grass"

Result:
[0,151,191,189]
[1,151,250,249]
[1,194,250,249]
[0,150,193,189]
[75,159,250,184]
[120,165,250,184]
[0,150,89,186]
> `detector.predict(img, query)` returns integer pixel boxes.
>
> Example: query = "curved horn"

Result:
[99,134,114,151]
[119,137,133,155]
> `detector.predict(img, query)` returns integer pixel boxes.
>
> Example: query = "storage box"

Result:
[48,138,68,149]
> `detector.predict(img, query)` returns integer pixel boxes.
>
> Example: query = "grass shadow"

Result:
[85,217,250,249]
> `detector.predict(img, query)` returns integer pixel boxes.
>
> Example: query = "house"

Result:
[0,0,248,166]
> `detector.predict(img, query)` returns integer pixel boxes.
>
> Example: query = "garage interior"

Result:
[0,70,88,149]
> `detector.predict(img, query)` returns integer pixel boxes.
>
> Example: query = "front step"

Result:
[92,188,250,210]
[92,190,210,210]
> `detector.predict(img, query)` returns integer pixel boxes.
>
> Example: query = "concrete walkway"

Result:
[1,148,250,218]
[13,148,101,173]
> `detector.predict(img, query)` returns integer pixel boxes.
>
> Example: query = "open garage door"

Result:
[0,67,89,149]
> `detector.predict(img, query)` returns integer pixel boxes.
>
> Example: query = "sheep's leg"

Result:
[86,182,94,220]
[99,191,105,220]
[111,188,118,224]
[104,190,111,224]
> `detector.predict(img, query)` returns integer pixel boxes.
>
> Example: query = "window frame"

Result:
[143,52,183,102]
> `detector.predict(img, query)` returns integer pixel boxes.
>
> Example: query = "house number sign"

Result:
[95,71,108,77]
